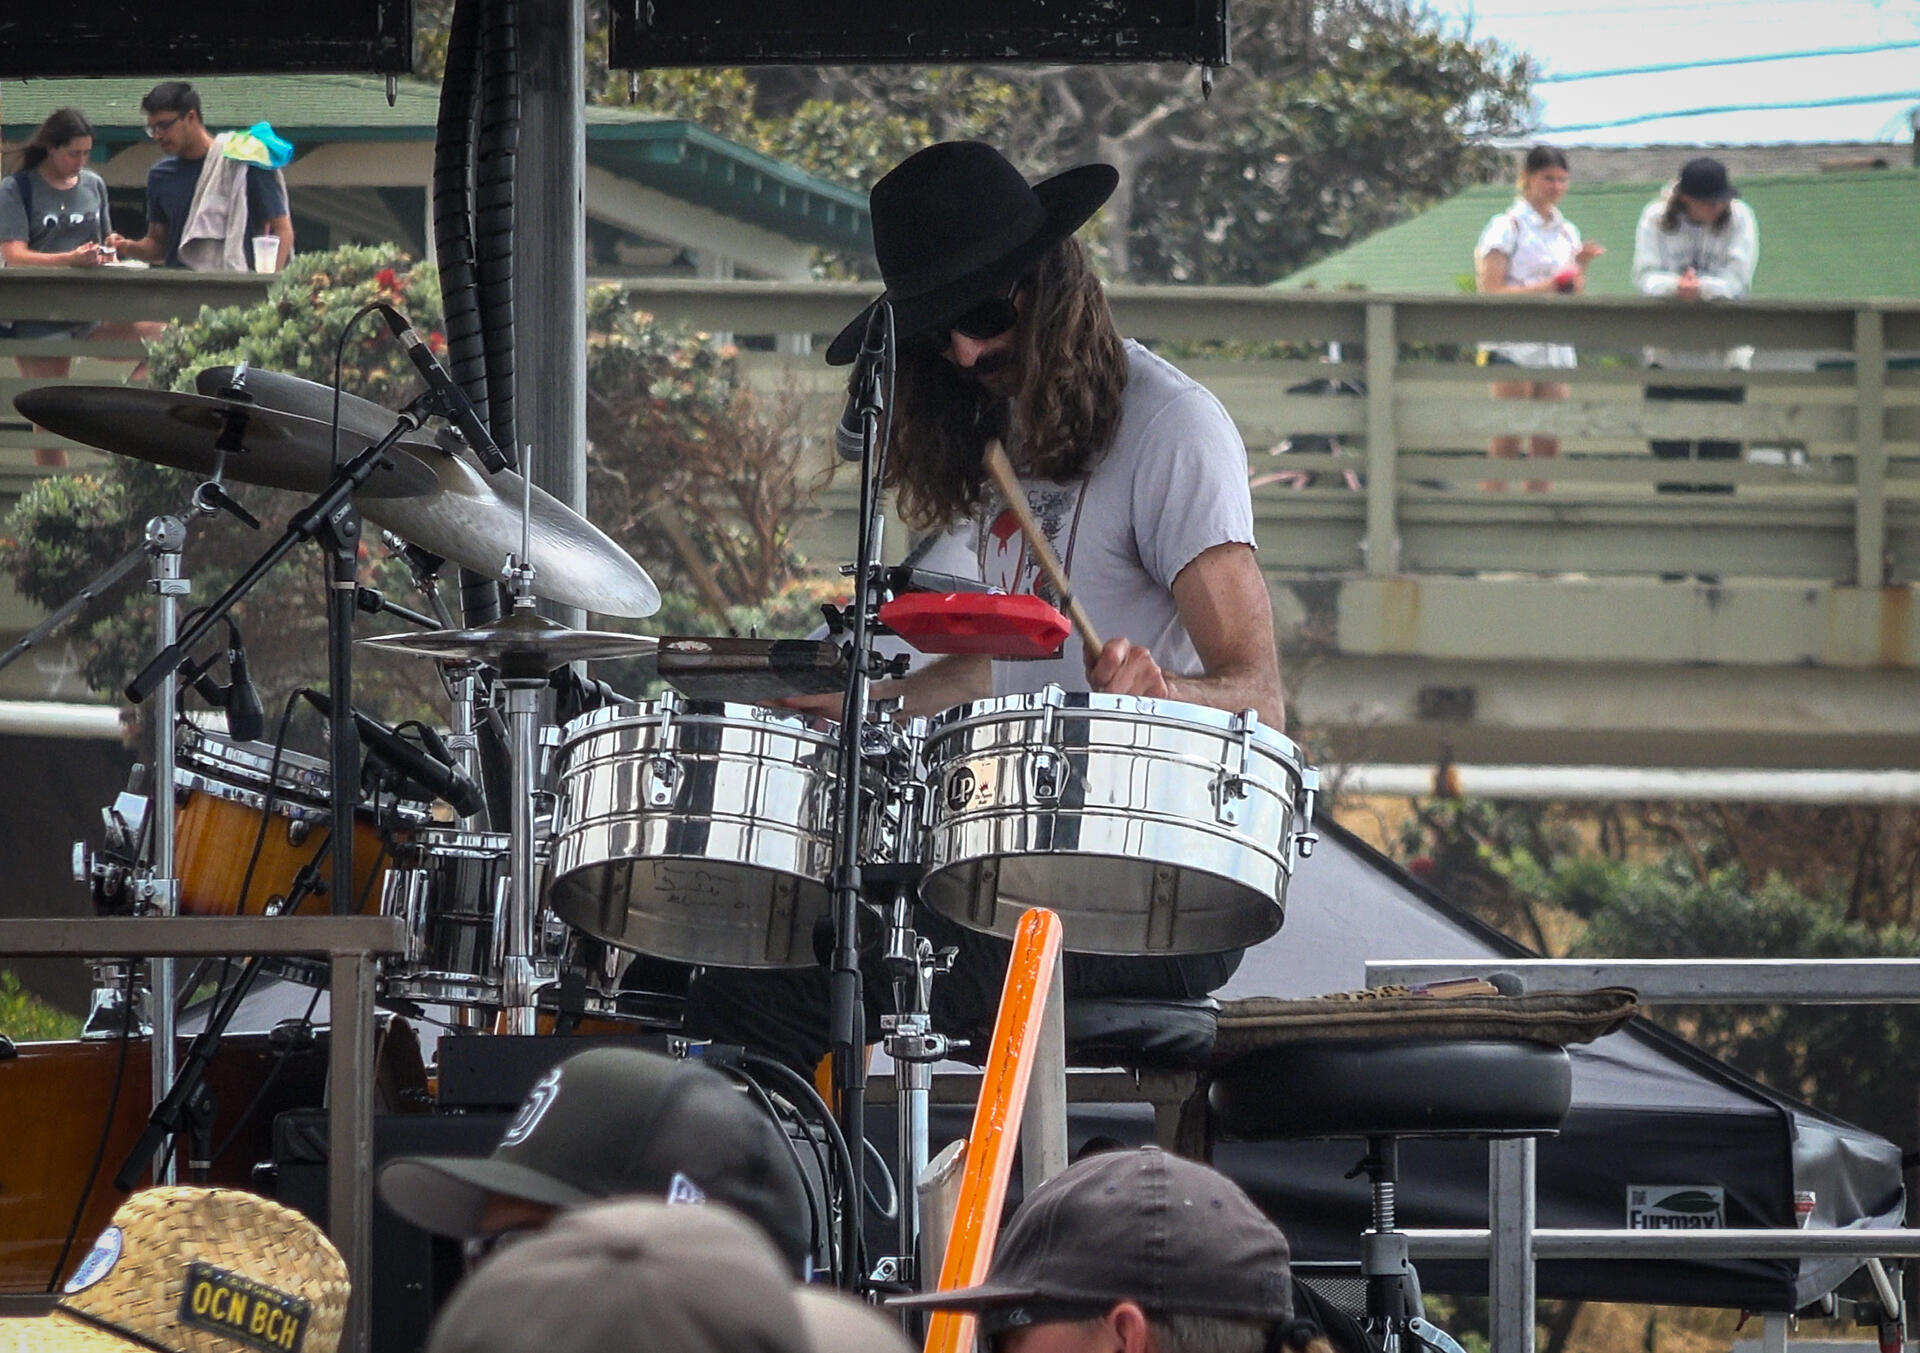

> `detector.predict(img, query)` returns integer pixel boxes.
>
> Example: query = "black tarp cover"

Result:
[1202,817,1908,1310]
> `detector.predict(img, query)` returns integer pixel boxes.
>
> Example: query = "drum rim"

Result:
[557,697,840,744]
[924,687,1306,763]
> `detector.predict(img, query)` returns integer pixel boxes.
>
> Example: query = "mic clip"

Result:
[193,480,260,530]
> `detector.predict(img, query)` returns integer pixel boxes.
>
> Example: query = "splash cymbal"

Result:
[12,384,439,498]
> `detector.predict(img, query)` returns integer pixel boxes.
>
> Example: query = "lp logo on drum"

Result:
[945,766,990,813]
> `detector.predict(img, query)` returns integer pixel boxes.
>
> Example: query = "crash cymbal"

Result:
[357,606,658,670]
[13,385,438,499]
[200,366,662,620]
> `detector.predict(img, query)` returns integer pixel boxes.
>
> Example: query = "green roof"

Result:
[1,75,870,249]
[1274,170,1920,301]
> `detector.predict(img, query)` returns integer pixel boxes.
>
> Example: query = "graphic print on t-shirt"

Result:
[977,480,1086,659]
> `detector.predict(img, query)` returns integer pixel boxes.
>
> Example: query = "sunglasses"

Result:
[945,280,1024,342]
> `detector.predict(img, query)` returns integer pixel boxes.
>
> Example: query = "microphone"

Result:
[835,304,890,462]
[302,691,485,818]
[223,621,265,743]
[376,303,514,475]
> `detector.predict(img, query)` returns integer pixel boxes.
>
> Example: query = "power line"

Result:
[1539,39,1920,83]
[1539,89,1920,134]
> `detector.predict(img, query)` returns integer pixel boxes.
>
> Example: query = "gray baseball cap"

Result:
[377,1047,812,1272]
[891,1147,1293,1326]
[425,1198,811,1353]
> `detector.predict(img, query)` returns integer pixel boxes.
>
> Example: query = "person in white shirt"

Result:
[1630,156,1759,496]
[1473,145,1604,491]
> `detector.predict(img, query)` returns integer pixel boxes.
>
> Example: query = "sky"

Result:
[1423,0,1920,146]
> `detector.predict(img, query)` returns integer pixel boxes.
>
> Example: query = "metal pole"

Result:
[146,515,187,1185]
[1488,1138,1537,1353]
[499,678,543,1034]
[328,948,379,1353]
[1020,948,1069,1194]
[514,0,587,631]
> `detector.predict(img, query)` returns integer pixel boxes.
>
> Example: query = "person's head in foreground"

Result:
[893,1146,1333,1353]
[0,1186,349,1353]
[376,1045,813,1274]
[423,1198,908,1353]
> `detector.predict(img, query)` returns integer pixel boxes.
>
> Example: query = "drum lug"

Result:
[1294,766,1321,861]
[1212,770,1249,826]
[643,754,679,808]
[1029,748,1063,802]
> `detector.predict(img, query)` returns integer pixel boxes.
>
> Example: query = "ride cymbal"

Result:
[198,366,662,619]
[12,384,439,498]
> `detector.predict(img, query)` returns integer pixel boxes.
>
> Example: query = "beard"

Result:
[964,348,1018,397]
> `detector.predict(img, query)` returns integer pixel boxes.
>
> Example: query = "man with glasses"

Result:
[107,81,292,272]
[682,141,1282,1073]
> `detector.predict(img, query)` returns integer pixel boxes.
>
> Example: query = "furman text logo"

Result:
[1627,1185,1725,1229]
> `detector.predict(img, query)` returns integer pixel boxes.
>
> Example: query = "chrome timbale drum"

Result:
[380,828,509,1007]
[545,696,882,969]
[918,690,1310,956]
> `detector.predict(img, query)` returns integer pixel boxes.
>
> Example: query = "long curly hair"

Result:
[883,238,1128,529]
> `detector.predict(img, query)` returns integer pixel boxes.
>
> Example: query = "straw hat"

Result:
[0,1187,350,1353]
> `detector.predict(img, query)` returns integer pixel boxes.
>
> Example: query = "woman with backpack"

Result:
[1,107,164,467]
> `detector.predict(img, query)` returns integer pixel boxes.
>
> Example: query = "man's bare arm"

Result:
[1085,542,1285,728]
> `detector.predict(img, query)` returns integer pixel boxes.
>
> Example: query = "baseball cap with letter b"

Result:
[376,1047,812,1272]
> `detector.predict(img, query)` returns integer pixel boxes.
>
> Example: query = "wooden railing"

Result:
[0,271,270,491]
[610,281,1920,593]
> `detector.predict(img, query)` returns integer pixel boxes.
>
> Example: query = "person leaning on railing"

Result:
[1630,157,1759,498]
[1473,144,1605,494]
[0,107,166,469]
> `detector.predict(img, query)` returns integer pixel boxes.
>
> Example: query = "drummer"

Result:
[683,141,1284,1071]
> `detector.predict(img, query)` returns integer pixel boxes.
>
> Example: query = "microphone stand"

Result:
[127,392,437,918]
[828,302,895,1289]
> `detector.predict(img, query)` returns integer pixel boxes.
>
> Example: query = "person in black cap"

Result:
[376,1046,816,1276]
[684,140,1280,1072]
[893,1147,1335,1353]
[1630,156,1760,497]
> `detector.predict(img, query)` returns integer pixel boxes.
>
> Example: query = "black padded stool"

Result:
[1210,1038,1572,1349]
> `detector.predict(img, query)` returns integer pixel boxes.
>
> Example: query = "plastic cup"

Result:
[251,235,280,273]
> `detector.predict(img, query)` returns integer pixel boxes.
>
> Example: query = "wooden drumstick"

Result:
[983,439,1103,652]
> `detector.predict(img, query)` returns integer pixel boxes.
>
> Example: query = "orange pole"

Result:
[923,907,1064,1353]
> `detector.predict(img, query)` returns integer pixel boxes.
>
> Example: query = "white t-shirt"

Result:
[935,341,1257,697]
[1475,197,1584,370]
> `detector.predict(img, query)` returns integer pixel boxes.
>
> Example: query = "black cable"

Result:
[435,0,487,416]
[330,302,391,475]
[474,0,519,461]
[718,1064,831,1284]
[741,1051,868,1285]
[47,961,137,1290]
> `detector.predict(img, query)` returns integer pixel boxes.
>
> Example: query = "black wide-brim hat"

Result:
[825,141,1118,366]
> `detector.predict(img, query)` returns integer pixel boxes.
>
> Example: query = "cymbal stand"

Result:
[493,463,545,1035]
[127,393,438,920]
[143,513,189,1182]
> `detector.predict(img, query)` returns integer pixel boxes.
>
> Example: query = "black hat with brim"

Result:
[888,1147,1294,1324]
[825,143,1117,366]
[1677,157,1737,203]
